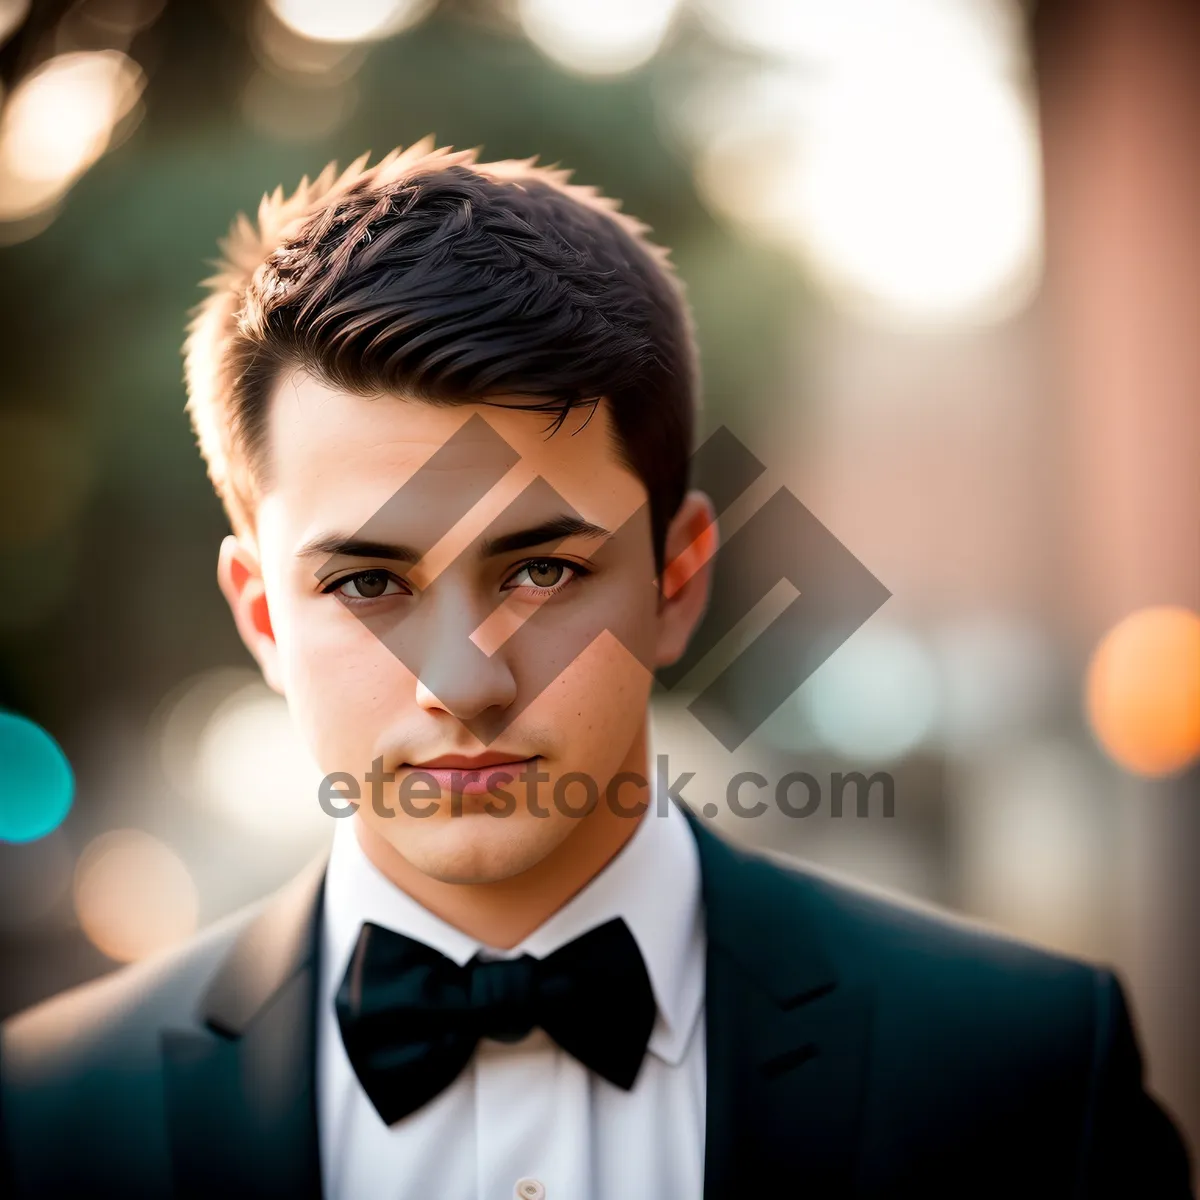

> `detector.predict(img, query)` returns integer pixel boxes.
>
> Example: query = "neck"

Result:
[353,729,652,949]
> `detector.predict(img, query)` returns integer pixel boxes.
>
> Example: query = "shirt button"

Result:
[513,1179,545,1200]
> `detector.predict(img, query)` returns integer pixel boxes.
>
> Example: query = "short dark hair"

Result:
[184,140,699,568]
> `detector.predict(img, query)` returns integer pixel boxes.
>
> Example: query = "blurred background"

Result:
[0,0,1197,1172]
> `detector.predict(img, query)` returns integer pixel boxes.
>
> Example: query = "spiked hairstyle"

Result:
[183,139,700,568]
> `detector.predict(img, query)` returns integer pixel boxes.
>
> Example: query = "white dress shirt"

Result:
[316,795,707,1200]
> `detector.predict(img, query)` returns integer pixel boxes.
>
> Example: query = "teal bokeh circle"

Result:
[0,712,75,843]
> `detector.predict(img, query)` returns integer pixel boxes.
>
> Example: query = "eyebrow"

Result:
[482,515,611,557]
[296,514,612,564]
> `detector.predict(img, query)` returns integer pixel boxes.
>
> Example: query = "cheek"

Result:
[522,632,654,766]
[272,593,416,774]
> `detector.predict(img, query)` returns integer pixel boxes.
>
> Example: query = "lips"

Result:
[407,751,533,770]
[400,754,537,797]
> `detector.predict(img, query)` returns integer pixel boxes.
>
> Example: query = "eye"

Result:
[323,570,407,602]
[504,558,587,596]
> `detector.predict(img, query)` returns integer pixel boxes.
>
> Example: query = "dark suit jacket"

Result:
[1,809,1194,1198]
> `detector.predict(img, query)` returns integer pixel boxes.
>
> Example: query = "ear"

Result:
[655,490,718,668]
[216,534,285,695]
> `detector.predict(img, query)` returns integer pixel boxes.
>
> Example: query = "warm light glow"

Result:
[252,3,366,79]
[53,0,164,55]
[0,172,62,224]
[158,669,328,838]
[73,830,199,962]
[195,682,328,835]
[157,667,263,794]
[0,0,30,49]
[1086,606,1200,777]
[265,0,433,44]
[518,0,680,76]
[796,68,1040,321]
[689,0,1041,322]
[0,50,143,183]
[696,0,1017,72]
[0,50,144,222]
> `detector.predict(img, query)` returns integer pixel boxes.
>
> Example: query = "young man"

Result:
[0,140,1193,1199]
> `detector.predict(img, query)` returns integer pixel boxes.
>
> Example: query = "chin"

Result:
[399,813,568,885]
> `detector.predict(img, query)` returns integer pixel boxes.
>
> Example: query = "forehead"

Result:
[257,369,647,552]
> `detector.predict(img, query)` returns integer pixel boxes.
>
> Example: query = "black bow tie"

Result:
[334,916,657,1125]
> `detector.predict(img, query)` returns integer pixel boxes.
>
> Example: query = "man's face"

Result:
[227,369,702,885]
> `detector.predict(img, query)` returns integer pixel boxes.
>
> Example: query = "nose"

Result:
[410,593,518,723]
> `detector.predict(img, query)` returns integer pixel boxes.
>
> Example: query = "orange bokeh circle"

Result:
[1085,605,1200,777]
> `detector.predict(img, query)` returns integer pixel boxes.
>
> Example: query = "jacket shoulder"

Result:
[1,900,260,1090]
[750,837,1100,987]
[721,833,1107,1068]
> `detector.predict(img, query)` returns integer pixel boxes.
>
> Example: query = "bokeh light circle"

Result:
[73,829,199,962]
[518,0,680,76]
[0,711,74,842]
[807,622,940,761]
[266,0,431,44]
[155,667,328,839]
[1085,605,1200,777]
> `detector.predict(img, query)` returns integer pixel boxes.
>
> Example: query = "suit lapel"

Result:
[686,810,874,1199]
[161,853,328,1200]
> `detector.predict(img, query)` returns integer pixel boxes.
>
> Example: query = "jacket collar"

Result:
[199,851,326,1037]
[683,808,874,1199]
[683,806,839,1004]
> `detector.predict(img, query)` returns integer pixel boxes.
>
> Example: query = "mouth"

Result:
[400,754,539,796]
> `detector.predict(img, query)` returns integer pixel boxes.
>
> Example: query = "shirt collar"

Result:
[321,791,705,1067]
